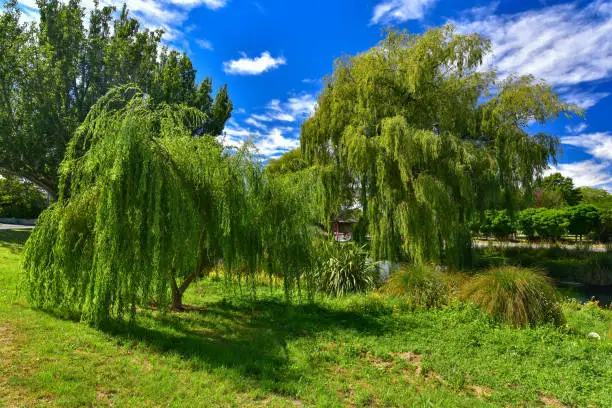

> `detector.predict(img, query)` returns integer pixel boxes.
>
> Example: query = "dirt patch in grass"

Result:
[396,351,422,375]
[466,384,492,398]
[539,394,568,408]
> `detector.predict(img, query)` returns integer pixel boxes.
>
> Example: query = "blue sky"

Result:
[17,0,612,190]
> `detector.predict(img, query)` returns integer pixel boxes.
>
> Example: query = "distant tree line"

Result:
[475,173,611,243]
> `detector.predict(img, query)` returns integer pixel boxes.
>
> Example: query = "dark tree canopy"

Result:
[536,173,582,207]
[24,86,321,325]
[301,26,580,267]
[0,0,232,198]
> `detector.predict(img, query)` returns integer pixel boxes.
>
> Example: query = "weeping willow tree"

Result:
[24,85,322,325]
[301,26,581,268]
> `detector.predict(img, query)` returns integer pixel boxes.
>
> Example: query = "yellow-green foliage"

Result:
[460,266,564,327]
[301,26,581,268]
[24,85,323,325]
[381,264,450,310]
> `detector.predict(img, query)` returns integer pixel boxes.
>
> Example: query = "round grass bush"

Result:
[459,266,564,327]
[315,242,379,296]
[381,264,450,309]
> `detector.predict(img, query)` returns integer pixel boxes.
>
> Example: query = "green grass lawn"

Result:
[1,229,611,407]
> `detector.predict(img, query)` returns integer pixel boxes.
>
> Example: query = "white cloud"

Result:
[168,0,228,10]
[223,52,286,75]
[245,117,267,129]
[546,160,612,190]
[561,132,612,161]
[219,122,299,158]
[195,39,214,51]
[452,0,612,86]
[16,0,227,48]
[371,0,437,24]
[562,91,610,110]
[565,123,587,134]
[286,94,317,118]
[256,94,316,123]
[255,128,300,157]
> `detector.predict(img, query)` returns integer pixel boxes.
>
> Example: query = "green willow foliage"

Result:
[301,26,581,268]
[24,85,322,325]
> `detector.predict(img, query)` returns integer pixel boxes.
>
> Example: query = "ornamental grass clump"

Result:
[381,264,450,310]
[459,266,564,327]
[315,242,379,297]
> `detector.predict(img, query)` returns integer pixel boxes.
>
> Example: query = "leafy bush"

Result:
[315,242,379,296]
[565,204,601,241]
[0,177,47,219]
[381,264,450,309]
[517,208,541,240]
[481,210,516,240]
[459,266,564,327]
[533,209,568,241]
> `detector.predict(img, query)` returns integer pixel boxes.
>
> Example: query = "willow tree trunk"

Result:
[170,228,210,311]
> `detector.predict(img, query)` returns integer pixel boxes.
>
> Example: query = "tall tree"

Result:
[24,86,320,324]
[536,173,582,207]
[0,1,232,199]
[301,26,580,267]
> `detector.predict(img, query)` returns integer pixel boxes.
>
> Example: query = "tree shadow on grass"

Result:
[0,229,31,252]
[97,298,388,396]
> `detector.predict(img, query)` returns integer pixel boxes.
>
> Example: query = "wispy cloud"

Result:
[561,132,612,161]
[247,94,316,123]
[219,122,299,158]
[220,93,315,159]
[195,39,214,51]
[223,52,286,75]
[565,123,587,134]
[561,90,611,110]
[371,0,437,25]
[546,160,612,190]
[17,0,228,48]
[452,0,612,87]
[245,117,268,129]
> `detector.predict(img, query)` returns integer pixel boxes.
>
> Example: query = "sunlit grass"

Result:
[1,230,611,407]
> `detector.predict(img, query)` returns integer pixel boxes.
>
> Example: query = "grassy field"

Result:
[1,229,611,407]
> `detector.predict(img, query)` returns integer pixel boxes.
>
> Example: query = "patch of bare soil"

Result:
[539,394,569,408]
[466,384,492,398]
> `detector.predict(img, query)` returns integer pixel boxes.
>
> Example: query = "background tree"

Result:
[532,209,569,242]
[578,187,612,211]
[301,26,579,268]
[565,204,601,242]
[266,149,308,176]
[517,208,541,240]
[535,173,582,207]
[0,0,232,199]
[0,177,47,219]
[481,210,516,240]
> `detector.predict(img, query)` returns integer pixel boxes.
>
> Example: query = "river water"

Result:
[557,282,612,307]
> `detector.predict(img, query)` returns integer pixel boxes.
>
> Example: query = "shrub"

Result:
[565,204,601,241]
[315,241,379,296]
[459,266,564,327]
[381,264,450,309]
[533,209,568,241]
[517,208,541,240]
[0,177,47,219]
[481,210,516,240]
